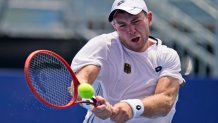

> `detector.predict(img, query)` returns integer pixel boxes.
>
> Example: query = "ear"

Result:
[147,11,152,26]
[112,22,117,31]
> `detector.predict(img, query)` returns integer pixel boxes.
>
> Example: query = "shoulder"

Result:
[88,31,118,45]
[78,31,119,54]
[156,39,180,68]
[150,37,184,84]
[154,37,179,58]
[148,37,180,64]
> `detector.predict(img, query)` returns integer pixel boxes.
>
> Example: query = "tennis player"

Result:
[71,0,185,122]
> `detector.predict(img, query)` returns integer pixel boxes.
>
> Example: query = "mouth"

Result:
[131,37,140,43]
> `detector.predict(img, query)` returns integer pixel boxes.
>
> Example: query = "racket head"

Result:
[24,50,80,109]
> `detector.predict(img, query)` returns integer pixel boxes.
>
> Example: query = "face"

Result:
[112,11,152,52]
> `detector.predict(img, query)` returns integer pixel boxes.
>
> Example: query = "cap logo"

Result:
[117,0,125,6]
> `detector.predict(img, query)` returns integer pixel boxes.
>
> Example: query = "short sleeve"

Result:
[71,34,109,73]
[158,46,185,84]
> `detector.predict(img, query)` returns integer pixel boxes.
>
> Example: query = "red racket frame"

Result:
[24,50,95,109]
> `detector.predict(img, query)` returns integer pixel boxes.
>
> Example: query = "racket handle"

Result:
[91,97,101,107]
[91,97,97,103]
[80,98,98,110]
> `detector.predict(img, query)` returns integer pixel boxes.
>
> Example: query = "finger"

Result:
[110,107,118,120]
[95,96,106,104]
[95,110,111,120]
[110,103,132,123]
[67,86,74,96]
[112,112,128,123]
[110,107,122,122]
[93,104,113,120]
[92,104,107,112]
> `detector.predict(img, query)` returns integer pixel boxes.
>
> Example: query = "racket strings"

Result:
[29,53,74,106]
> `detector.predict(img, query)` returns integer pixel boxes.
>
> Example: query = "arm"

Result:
[75,64,100,84]
[74,64,113,120]
[111,76,180,122]
[141,76,180,118]
[69,65,100,98]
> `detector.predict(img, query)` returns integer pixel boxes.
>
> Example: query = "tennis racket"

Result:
[24,50,97,109]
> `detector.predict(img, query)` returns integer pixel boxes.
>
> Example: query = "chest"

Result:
[100,50,160,103]
[115,53,159,90]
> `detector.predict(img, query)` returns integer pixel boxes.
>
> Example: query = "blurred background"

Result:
[0,0,218,123]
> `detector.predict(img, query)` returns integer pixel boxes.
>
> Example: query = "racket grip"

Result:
[91,97,101,107]
[80,97,101,110]
[81,98,94,110]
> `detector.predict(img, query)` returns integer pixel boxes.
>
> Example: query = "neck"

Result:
[142,38,155,52]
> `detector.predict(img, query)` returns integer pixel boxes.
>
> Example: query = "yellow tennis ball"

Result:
[78,83,94,99]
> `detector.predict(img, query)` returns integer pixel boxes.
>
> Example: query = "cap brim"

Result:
[108,7,142,22]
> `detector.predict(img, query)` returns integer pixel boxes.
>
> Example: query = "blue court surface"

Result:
[0,69,218,123]
[0,69,86,123]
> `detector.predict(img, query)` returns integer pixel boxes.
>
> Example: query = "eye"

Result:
[132,20,140,24]
[119,24,126,27]
[117,23,127,28]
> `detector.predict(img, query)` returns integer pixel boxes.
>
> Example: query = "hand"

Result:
[67,86,74,96]
[110,102,133,123]
[91,96,113,120]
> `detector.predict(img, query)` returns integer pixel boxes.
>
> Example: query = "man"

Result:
[71,0,184,122]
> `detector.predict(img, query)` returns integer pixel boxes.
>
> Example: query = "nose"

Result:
[127,25,136,35]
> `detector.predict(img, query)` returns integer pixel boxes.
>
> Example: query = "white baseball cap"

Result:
[108,0,148,22]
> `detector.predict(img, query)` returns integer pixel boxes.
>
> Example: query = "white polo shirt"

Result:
[71,31,184,123]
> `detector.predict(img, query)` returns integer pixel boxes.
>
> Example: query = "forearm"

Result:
[141,76,180,118]
[141,92,178,118]
[110,77,180,122]
[73,65,100,106]
[75,65,100,84]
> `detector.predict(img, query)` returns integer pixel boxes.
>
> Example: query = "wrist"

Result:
[121,99,144,118]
